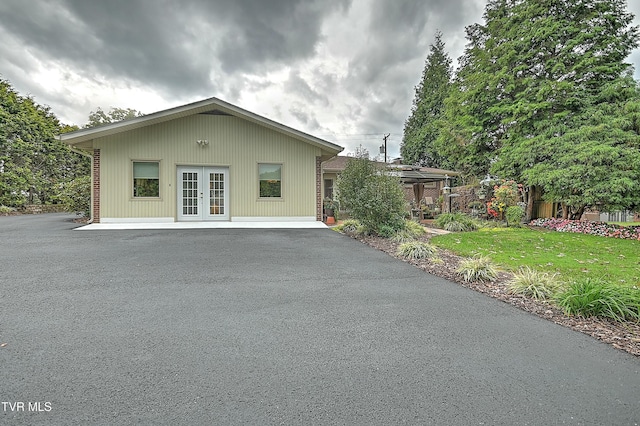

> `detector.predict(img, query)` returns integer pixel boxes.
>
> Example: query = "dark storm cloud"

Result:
[289,103,322,131]
[213,0,351,73]
[0,0,211,96]
[0,0,636,157]
[348,0,482,85]
[0,0,349,99]
[284,70,329,106]
[341,0,484,141]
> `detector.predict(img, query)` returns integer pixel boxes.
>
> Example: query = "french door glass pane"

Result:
[182,172,198,215]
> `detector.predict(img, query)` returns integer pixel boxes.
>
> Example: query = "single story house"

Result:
[60,97,343,223]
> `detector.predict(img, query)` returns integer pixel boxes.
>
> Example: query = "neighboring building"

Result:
[320,156,352,200]
[321,155,459,208]
[60,98,343,223]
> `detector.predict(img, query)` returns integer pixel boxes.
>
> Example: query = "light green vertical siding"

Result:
[95,114,321,219]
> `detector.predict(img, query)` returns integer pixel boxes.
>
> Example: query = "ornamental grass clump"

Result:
[404,220,427,238]
[507,267,563,300]
[434,213,478,232]
[391,230,416,244]
[333,219,364,235]
[396,241,438,260]
[456,255,499,282]
[554,279,640,322]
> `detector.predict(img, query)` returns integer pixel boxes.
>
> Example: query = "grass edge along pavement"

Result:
[333,220,640,357]
[430,226,640,286]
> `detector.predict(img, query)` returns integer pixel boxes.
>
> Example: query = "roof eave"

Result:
[58,97,343,155]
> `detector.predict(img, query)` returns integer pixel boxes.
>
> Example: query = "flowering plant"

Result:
[485,180,524,219]
[486,200,505,218]
[493,180,522,206]
[530,218,640,241]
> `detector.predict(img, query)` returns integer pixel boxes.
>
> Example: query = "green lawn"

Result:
[430,227,640,286]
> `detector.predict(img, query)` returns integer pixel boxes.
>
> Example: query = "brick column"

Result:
[315,157,322,221]
[92,149,101,223]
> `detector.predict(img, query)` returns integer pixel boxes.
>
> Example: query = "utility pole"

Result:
[379,133,390,163]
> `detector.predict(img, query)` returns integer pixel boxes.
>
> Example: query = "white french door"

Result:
[177,166,229,221]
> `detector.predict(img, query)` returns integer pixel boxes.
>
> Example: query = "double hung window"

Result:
[133,161,159,197]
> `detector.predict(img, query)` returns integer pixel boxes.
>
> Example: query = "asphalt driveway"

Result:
[1,214,639,425]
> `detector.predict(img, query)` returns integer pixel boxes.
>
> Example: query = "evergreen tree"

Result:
[401,31,452,167]
[85,106,144,128]
[438,0,640,217]
[0,79,89,207]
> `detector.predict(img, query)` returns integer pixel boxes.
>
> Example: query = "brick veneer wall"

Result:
[315,157,322,221]
[92,149,100,223]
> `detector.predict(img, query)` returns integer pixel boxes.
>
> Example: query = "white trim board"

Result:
[74,220,328,230]
[101,217,175,223]
[231,216,317,222]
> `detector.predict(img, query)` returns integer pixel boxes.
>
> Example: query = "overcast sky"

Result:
[1,0,639,160]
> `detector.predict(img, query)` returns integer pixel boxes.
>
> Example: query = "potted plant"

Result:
[323,198,339,223]
[434,195,444,214]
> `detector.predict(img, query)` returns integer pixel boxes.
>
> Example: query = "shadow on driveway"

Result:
[1,214,638,425]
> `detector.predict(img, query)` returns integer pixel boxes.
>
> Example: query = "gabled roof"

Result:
[321,155,387,172]
[59,97,343,156]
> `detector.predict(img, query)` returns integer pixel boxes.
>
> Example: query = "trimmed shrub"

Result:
[456,256,499,282]
[337,156,407,236]
[555,279,640,322]
[507,267,563,300]
[396,241,438,260]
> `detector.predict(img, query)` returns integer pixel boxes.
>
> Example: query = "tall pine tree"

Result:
[0,79,89,207]
[438,0,640,218]
[401,31,452,167]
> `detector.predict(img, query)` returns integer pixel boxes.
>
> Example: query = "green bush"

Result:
[337,156,407,236]
[507,267,563,300]
[505,205,525,227]
[555,279,640,322]
[434,213,478,232]
[0,171,29,207]
[396,241,438,260]
[376,224,399,238]
[456,256,499,282]
[0,205,15,215]
[59,176,91,217]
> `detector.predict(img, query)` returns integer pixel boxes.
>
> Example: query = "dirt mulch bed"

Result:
[349,230,640,358]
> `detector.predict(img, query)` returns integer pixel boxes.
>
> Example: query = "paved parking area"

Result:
[1,214,639,425]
